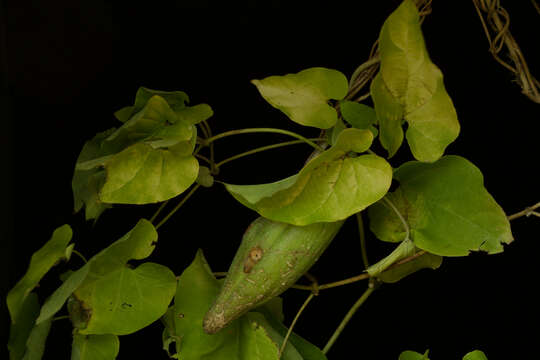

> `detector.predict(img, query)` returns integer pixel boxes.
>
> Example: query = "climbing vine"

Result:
[6,1,538,359]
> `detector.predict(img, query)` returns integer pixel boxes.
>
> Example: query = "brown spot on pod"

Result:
[243,246,263,273]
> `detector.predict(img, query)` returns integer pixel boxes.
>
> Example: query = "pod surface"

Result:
[203,216,344,334]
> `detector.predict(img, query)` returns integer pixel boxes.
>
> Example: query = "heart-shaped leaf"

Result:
[252,67,348,129]
[63,219,176,335]
[368,156,513,256]
[77,263,176,335]
[7,225,72,323]
[371,0,459,161]
[225,128,392,225]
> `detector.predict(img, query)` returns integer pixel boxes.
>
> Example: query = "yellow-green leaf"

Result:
[252,67,348,129]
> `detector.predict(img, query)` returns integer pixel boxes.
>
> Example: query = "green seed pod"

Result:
[203,216,344,334]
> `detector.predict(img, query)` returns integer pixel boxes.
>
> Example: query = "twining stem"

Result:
[291,273,370,291]
[149,201,169,224]
[322,285,376,354]
[71,249,88,264]
[194,153,212,166]
[202,120,217,174]
[278,292,316,359]
[202,128,324,151]
[215,138,326,168]
[155,184,201,230]
[356,212,369,269]
[507,201,540,220]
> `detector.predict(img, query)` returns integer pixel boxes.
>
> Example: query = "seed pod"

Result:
[203,216,344,334]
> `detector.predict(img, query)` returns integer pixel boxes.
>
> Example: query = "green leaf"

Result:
[77,263,177,335]
[8,293,39,360]
[98,141,199,204]
[72,129,117,220]
[224,128,392,225]
[21,317,52,360]
[68,219,176,335]
[36,264,90,324]
[368,156,513,256]
[371,0,459,161]
[327,117,346,146]
[399,350,430,360]
[106,95,193,149]
[378,250,442,283]
[7,225,72,322]
[71,334,120,360]
[370,73,404,157]
[73,88,211,210]
[463,350,488,360]
[368,189,410,243]
[252,67,348,129]
[170,250,302,359]
[339,100,378,137]
[133,87,190,114]
[175,103,214,125]
[113,106,134,123]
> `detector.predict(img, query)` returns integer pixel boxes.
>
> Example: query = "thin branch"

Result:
[507,201,540,220]
[322,285,376,354]
[356,212,369,269]
[155,185,201,230]
[279,292,315,359]
[203,128,324,152]
[71,249,88,264]
[215,138,325,168]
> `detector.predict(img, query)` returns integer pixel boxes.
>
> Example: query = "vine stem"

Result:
[202,128,324,152]
[71,249,88,264]
[149,200,169,224]
[322,285,376,354]
[356,212,369,269]
[507,201,540,220]
[215,138,325,168]
[278,292,315,359]
[155,184,201,230]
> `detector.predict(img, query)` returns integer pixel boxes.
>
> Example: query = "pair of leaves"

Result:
[370,0,460,162]
[162,250,326,360]
[225,128,392,225]
[73,87,213,220]
[368,156,513,256]
[7,225,73,360]
[400,350,487,360]
[327,101,378,146]
[37,219,176,336]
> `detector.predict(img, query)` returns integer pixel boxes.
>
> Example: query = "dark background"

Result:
[2,1,539,359]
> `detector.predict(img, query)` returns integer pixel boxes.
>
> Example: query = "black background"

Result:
[2,1,539,359]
